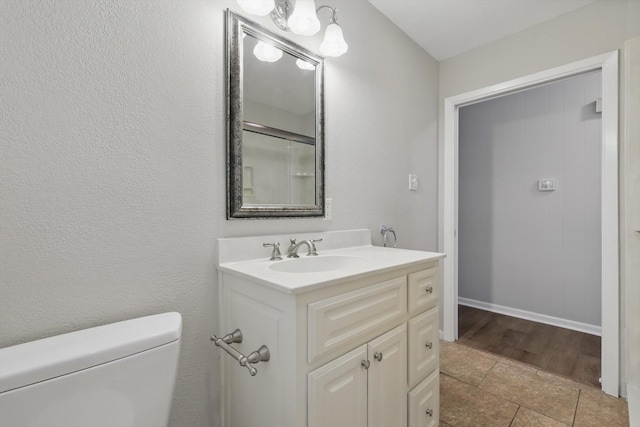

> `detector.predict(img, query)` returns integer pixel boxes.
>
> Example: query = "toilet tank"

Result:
[0,312,182,427]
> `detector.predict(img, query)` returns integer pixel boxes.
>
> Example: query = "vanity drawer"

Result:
[308,276,407,363]
[408,307,439,387]
[408,266,438,316]
[408,369,439,427]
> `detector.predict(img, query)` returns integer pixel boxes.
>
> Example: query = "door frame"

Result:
[441,51,620,396]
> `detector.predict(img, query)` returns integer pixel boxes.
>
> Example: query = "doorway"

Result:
[440,51,620,396]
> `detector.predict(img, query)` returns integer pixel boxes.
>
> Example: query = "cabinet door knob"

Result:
[425,341,433,349]
[425,286,433,293]
[374,352,383,362]
[361,359,370,369]
[426,409,433,417]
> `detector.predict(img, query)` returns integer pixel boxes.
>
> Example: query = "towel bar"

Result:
[210,328,270,376]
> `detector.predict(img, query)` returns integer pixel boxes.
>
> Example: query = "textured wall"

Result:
[0,1,439,426]
[458,72,602,327]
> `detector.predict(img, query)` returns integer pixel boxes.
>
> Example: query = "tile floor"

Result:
[439,341,630,427]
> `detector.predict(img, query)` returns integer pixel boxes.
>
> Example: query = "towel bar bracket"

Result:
[210,328,270,376]
[380,224,397,248]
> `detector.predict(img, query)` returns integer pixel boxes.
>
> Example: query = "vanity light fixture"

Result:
[253,40,284,62]
[287,0,321,35]
[318,7,348,57]
[237,0,348,57]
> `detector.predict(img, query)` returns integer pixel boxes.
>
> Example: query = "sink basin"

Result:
[269,255,367,273]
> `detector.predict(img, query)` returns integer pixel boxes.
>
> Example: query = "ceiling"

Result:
[367,0,598,61]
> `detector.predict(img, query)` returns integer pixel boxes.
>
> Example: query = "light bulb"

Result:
[237,0,275,16]
[287,0,320,36]
[296,58,315,70]
[253,40,283,62]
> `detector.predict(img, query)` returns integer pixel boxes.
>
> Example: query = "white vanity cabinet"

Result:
[216,231,444,427]
[218,267,441,427]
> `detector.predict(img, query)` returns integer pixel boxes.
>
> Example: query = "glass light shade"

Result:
[253,41,283,62]
[296,58,315,70]
[319,22,348,57]
[287,0,321,36]
[237,0,275,16]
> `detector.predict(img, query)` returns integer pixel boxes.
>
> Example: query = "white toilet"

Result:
[0,312,182,427]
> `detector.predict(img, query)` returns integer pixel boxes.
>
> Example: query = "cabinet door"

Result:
[408,308,439,388]
[408,370,439,427]
[368,324,408,427]
[308,345,368,427]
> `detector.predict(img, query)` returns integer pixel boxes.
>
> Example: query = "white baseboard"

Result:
[439,329,444,340]
[629,384,640,427]
[458,297,602,336]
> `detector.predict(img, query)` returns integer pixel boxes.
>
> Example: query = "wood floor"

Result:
[457,305,601,387]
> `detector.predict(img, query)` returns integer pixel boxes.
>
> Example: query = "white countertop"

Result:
[218,244,445,294]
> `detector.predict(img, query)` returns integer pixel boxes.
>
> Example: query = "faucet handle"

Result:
[307,238,323,256]
[262,242,283,261]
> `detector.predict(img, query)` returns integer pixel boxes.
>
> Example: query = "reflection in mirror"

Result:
[226,10,324,219]
[243,34,315,138]
[243,125,316,205]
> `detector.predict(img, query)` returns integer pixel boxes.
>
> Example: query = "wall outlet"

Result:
[409,174,418,191]
[324,198,332,220]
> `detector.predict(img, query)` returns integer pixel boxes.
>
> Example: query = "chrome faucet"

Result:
[287,238,323,258]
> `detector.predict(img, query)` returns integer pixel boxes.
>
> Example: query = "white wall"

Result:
[0,1,439,426]
[458,72,602,328]
[438,0,640,396]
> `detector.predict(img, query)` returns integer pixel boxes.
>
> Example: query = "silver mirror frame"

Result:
[226,10,325,219]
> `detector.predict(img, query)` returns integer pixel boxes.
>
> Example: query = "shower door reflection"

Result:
[242,128,316,206]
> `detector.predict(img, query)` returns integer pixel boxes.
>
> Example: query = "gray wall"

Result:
[438,0,640,395]
[458,72,602,327]
[0,1,439,426]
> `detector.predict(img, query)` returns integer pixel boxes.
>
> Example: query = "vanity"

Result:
[216,229,445,427]
[221,11,444,426]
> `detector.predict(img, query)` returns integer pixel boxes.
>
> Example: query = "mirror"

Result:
[226,10,324,218]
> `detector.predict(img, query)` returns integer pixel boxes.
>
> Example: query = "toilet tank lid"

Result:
[0,312,182,393]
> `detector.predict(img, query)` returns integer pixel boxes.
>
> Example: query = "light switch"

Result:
[324,198,332,220]
[538,179,556,191]
[409,174,418,191]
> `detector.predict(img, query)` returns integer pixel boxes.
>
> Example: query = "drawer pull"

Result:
[425,286,433,293]
[426,409,433,417]
[374,352,383,362]
[425,341,433,349]
[361,359,370,369]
